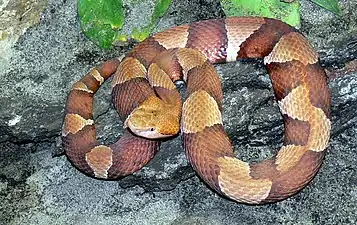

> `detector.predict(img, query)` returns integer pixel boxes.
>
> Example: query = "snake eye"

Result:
[150,128,154,131]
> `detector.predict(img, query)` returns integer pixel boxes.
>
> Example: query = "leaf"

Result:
[78,0,125,49]
[153,0,172,19]
[131,0,172,41]
[309,0,341,16]
[220,0,301,27]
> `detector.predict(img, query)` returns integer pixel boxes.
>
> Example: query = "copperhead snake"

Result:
[62,17,331,204]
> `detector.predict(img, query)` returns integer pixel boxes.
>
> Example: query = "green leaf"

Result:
[131,27,152,42]
[131,0,172,41]
[310,0,341,16]
[78,0,125,49]
[220,0,301,27]
[153,0,172,19]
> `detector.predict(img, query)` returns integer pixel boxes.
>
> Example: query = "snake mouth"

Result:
[135,128,171,139]
[124,117,172,139]
[129,126,172,139]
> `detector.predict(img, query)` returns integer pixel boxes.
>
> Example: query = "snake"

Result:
[62,17,331,204]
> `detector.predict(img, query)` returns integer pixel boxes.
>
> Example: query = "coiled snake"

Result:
[62,17,331,204]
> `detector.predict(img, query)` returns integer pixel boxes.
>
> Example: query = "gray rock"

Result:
[0,0,356,224]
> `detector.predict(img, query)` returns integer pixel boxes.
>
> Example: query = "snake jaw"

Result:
[128,124,172,139]
[124,113,169,139]
[124,111,179,139]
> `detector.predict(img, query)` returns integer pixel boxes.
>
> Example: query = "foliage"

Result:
[78,0,124,49]
[78,0,341,49]
[78,0,172,49]
[310,0,341,16]
[131,0,172,41]
[220,0,301,26]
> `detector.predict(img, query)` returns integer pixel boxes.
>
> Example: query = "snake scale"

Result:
[62,17,331,204]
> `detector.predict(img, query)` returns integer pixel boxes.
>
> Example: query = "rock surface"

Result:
[1,0,357,224]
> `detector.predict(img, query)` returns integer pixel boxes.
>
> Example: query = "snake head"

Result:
[124,96,180,139]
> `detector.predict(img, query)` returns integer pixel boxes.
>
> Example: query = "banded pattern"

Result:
[62,59,160,179]
[62,17,330,204]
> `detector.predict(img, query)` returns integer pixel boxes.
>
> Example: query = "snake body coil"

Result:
[62,17,331,204]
